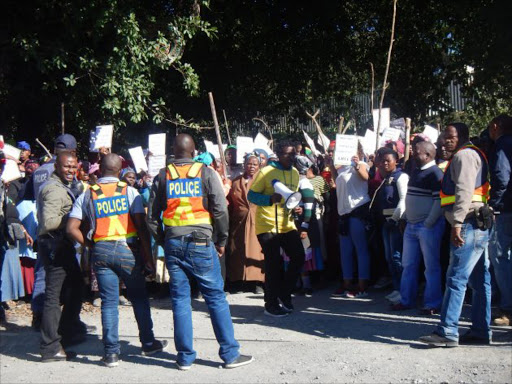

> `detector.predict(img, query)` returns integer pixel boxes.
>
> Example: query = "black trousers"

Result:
[257,230,305,308]
[39,236,84,356]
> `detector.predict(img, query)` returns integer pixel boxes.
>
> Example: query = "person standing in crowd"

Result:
[37,151,93,362]
[370,147,408,304]
[224,145,244,181]
[226,152,265,294]
[147,133,252,370]
[67,153,166,367]
[393,141,445,314]
[420,123,492,347]
[333,151,372,298]
[17,141,32,175]
[487,114,512,328]
[248,140,304,317]
[30,134,82,330]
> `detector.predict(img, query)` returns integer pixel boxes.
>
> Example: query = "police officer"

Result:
[147,133,252,370]
[420,122,492,347]
[67,153,167,367]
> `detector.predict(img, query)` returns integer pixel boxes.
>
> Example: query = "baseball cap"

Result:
[54,134,77,150]
[17,141,31,151]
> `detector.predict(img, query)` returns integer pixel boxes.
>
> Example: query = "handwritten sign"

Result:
[92,124,113,150]
[380,127,401,146]
[235,136,255,164]
[334,134,359,166]
[423,125,439,143]
[148,155,166,177]
[1,159,22,183]
[148,133,166,156]
[128,146,148,173]
[360,129,377,155]
[372,108,390,131]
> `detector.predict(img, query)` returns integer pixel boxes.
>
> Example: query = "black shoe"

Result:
[142,339,168,356]
[279,298,294,313]
[224,354,254,369]
[101,353,119,367]
[459,331,491,345]
[41,349,77,362]
[61,334,87,348]
[264,305,289,318]
[419,333,458,347]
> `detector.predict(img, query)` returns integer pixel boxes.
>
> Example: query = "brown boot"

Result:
[493,314,511,326]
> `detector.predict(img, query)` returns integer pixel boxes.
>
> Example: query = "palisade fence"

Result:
[227,81,468,137]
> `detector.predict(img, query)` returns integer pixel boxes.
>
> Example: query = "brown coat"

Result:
[226,175,265,282]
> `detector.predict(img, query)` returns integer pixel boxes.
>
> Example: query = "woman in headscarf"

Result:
[226,152,265,293]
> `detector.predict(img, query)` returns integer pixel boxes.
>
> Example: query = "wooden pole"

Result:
[61,102,65,134]
[35,138,52,157]
[306,110,329,155]
[222,109,232,145]
[337,116,345,134]
[208,92,227,178]
[404,117,411,163]
[370,62,375,112]
[341,120,352,135]
[375,0,398,150]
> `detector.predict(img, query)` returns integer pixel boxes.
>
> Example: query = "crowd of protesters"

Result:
[0,113,510,367]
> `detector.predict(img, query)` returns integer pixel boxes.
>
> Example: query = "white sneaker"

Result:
[390,293,402,305]
[385,290,400,302]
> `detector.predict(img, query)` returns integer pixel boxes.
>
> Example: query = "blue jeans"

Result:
[92,241,155,355]
[164,236,240,366]
[382,221,403,290]
[339,216,370,280]
[489,212,512,314]
[436,218,491,341]
[401,218,445,309]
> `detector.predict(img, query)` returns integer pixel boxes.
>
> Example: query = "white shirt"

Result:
[335,162,371,216]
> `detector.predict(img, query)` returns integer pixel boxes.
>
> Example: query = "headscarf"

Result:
[295,155,313,175]
[194,152,214,166]
[253,148,268,161]
[120,167,136,179]
[243,151,261,165]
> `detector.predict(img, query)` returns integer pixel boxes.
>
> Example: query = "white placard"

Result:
[235,136,255,164]
[204,140,227,159]
[334,134,359,166]
[1,159,22,183]
[372,108,390,131]
[92,124,114,150]
[148,133,166,156]
[3,144,21,160]
[128,146,148,173]
[380,127,401,146]
[148,155,166,177]
[390,117,406,130]
[423,125,439,143]
[302,130,321,156]
[253,133,273,156]
[316,131,331,152]
[361,129,377,155]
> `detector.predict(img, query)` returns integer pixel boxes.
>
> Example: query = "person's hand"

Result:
[450,227,465,247]
[24,231,34,247]
[351,155,360,165]
[299,230,308,239]
[143,259,156,278]
[294,206,303,215]
[215,245,225,257]
[270,193,282,204]
[99,147,110,157]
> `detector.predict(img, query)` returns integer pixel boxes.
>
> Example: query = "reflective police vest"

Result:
[90,181,137,242]
[440,144,490,207]
[162,162,212,227]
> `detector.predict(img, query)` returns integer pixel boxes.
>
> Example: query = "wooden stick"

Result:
[61,102,65,134]
[436,123,441,134]
[222,109,232,145]
[306,110,328,154]
[404,118,411,163]
[342,120,352,135]
[252,117,274,151]
[208,92,227,179]
[337,116,345,134]
[36,138,52,158]
[375,0,398,150]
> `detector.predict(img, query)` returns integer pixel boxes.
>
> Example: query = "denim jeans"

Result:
[339,216,370,280]
[92,241,155,355]
[436,218,491,341]
[382,221,403,290]
[489,212,512,314]
[401,218,445,309]
[164,236,240,366]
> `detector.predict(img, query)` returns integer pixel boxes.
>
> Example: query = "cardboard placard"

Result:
[380,127,401,146]
[316,132,331,152]
[423,125,439,143]
[253,132,273,155]
[235,136,255,164]
[148,133,166,156]
[334,134,359,166]
[128,146,148,173]
[204,140,227,160]
[372,108,390,131]
[148,155,166,177]
[92,124,113,150]
[1,159,22,183]
[3,144,21,160]
[360,129,377,155]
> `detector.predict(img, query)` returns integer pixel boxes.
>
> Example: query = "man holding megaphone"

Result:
[248,141,305,317]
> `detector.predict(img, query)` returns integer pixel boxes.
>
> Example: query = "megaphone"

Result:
[272,179,302,210]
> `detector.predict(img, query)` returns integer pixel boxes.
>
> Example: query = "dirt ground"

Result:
[1,286,511,384]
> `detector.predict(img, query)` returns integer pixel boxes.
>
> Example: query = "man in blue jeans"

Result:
[147,133,253,370]
[67,153,167,367]
[420,123,492,347]
[487,114,512,329]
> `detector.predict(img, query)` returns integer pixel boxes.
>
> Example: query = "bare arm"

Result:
[66,217,92,247]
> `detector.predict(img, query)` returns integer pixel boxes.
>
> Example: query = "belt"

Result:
[175,234,210,245]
